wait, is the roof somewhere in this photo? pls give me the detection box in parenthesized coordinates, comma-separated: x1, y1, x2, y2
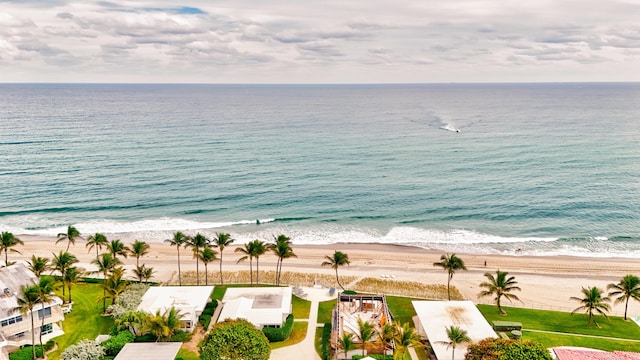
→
(137, 286, 214, 319)
(219, 287, 292, 327)
(412, 300, 498, 360)
(0, 263, 62, 319)
(553, 348, 640, 360)
(114, 342, 182, 360)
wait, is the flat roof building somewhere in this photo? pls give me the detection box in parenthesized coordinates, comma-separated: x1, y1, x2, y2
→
(217, 287, 292, 329)
(138, 286, 214, 332)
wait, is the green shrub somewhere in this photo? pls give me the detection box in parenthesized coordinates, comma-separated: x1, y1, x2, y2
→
(198, 300, 218, 328)
(134, 334, 155, 342)
(9, 345, 44, 360)
(45, 340, 56, 351)
(170, 330, 192, 343)
(101, 331, 134, 356)
(343, 290, 357, 295)
(262, 314, 295, 342)
(352, 355, 387, 360)
(321, 323, 332, 360)
(200, 314, 212, 329)
(200, 319, 270, 360)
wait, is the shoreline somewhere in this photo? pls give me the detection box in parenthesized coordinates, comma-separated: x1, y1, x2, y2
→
(12, 234, 640, 317)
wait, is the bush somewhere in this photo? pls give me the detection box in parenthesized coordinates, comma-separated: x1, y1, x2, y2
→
(101, 331, 134, 356)
(465, 338, 553, 360)
(61, 339, 105, 360)
(321, 323, 332, 360)
(170, 330, 192, 342)
(262, 314, 294, 342)
(45, 340, 56, 351)
(200, 319, 270, 360)
(200, 314, 212, 329)
(343, 290, 357, 295)
(9, 346, 43, 360)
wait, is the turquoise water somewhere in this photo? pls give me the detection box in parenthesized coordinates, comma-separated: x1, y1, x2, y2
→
(1, 83, 639, 257)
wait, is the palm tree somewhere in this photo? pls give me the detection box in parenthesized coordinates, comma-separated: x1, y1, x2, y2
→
(129, 240, 150, 267)
(133, 264, 156, 284)
(433, 253, 467, 301)
(393, 322, 422, 360)
(51, 251, 79, 301)
(56, 225, 82, 252)
(437, 325, 471, 360)
(251, 239, 267, 285)
(212, 232, 235, 285)
(165, 231, 189, 286)
(378, 321, 396, 359)
(187, 233, 208, 285)
(27, 255, 50, 277)
(321, 251, 351, 290)
(198, 247, 218, 286)
(107, 239, 129, 260)
(269, 234, 297, 286)
(571, 286, 611, 327)
(236, 241, 257, 285)
(0, 231, 24, 266)
(607, 275, 640, 320)
(86, 233, 108, 260)
(36, 276, 57, 351)
(63, 266, 83, 303)
(356, 317, 376, 357)
(13, 284, 41, 360)
(144, 306, 185, 342)
(99, 268, 128, 308)
(91, 253, 122, 312)
(338, 333, 357, 359)
(478, 270, 522, 315)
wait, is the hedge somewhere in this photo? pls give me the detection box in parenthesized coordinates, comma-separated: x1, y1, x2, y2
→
(321, 323, 332, 360)
(101, 331, 134, 356)
(199, 300, 218, 328)
(9, 346, 43, 360)
(262, 314, 294, 342)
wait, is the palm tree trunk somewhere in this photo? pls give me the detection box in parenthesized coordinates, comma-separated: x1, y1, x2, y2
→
(447, 274, 452, 301)
(30, 314, 36, 360)
(177, 246, 182, 286)
(219, 251, 224, 285)
(204, 264, 208, 286)
(250, 258, 253, 285)
(256, 257, 260, 285)
(335, 267, 344, 290)
(40, 302, 45, 356)
(196, 252, 200, 286)
(625, 298, 629, 320)
(4, 249, 7, 266)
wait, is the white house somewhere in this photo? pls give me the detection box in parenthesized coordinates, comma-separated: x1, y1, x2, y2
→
(137, 286, 214, 332)
(0, 264, 65, 360)
(217, 287, 292, 329)
(412, 300, 498, 360)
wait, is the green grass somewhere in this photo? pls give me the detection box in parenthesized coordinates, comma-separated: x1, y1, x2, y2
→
(385, 295, 420, 325)
(176, 348, 200, 360)
(48, 283, 114, 360)
(292, 295, 311, 319)
(270, 321, 308, 349)
(317, 300, 335, 324)
(524, 330, 640, 352)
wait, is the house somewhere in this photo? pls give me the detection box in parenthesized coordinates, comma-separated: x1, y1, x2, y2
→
(217, 287, 292, 329)
(114, 342, 182, 360)
(137, 286, 214, 332)
(331, 293, 395, 359)
(412, 300, 497, 360)
(0, 264, 65, 360)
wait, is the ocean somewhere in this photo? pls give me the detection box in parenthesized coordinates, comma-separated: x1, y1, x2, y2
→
(1, 83, 639, 257)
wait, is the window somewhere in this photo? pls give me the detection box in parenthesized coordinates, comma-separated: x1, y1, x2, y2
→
(41, 323, 53, 335)
(1, 315, 23, 327)
(37, 307, 52, 319)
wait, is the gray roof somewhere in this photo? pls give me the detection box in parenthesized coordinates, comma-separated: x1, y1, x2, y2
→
(0, 264, 39, 319)
(114, 342, 182, 360)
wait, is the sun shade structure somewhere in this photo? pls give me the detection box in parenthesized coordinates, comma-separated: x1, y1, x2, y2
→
(412, 300, 497, 360)
(137, 286, 214, 332)
(217, 287, 292, 329)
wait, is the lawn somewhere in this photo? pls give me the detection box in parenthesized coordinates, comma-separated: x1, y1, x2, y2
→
(292, 294, 311, 319)
(317, 299, 335, 324)
(270, 321, 308, 349)
(478, 304, 640, 352)
(176, 348, 200, 360)
(48, 282, 114, 360)
(385, 295, 420, 325)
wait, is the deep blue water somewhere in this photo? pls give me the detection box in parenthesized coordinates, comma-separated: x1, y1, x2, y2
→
(1, 83, 639, 257)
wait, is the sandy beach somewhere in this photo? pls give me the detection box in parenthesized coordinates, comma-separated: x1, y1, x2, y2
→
(12, 234, 640, 318)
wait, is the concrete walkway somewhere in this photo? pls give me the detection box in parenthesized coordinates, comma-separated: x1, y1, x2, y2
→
(270, 287, 336, 360)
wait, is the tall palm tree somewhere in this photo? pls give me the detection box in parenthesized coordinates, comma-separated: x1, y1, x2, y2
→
(356, 317, 376, 356)
(0, 231, 24, 266)
(437, 325, 471, 360)
(338, 333, 357, 359)
(63, 266, 83, 303)
(165, 231, 189, 286)
(571, 286, 611, 327)
(212, 232, 235, 285)
(478, 270, 522, 315)
(144, 306, 185, 342)
(378, 321, 396, 359)
(99, 268, 128, 308)
(13, 284, 41, 360)
(321, 251, 351, 290)
(187, 233, 208, 285)
(269, 234, 297, 286)
(251, 239, 267, 285)
(91, 253, 122, 312)
(133, 264, 155, 284)
(607, 274, 640, 320)
(433, 253, 467, 301)
(393, 322, 422, 360)
(107, 239, 129, 260)
(198, 247, 218, 286)
(51, 251, 79, 301)
(85, 233, 108, 260)
(56, 225, 82, 252)
(129, 240, 150, 267)
(236, 241, 257, 285)
(36, 276, 57, 351)
(27, 255, 50, 277)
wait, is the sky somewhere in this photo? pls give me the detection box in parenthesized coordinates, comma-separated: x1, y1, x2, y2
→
(1, 0, 639, 83)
